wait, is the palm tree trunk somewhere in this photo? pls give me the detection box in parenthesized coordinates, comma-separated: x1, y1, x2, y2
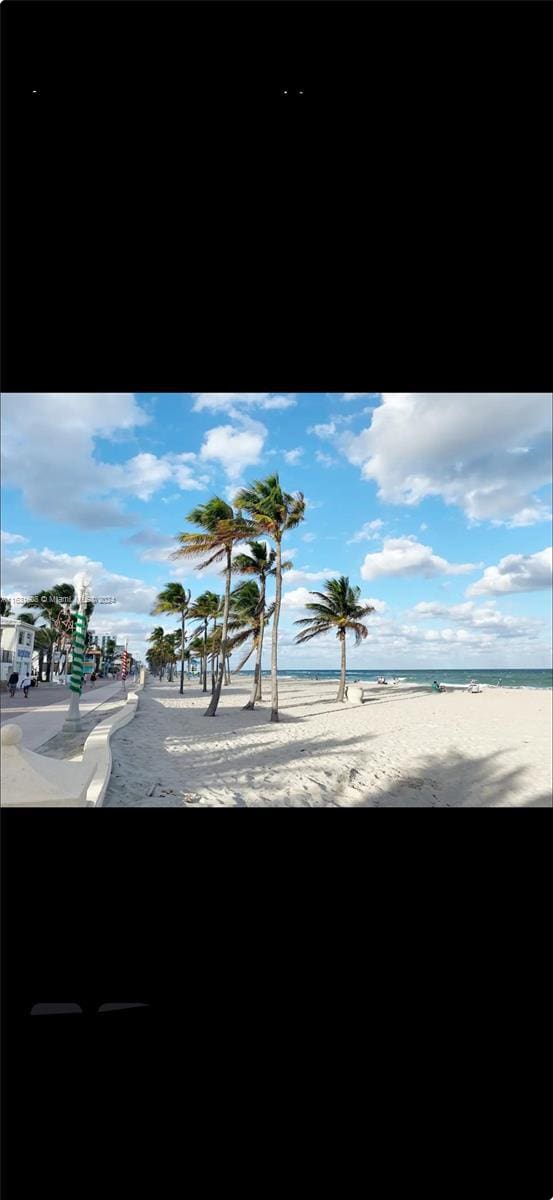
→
(211, 619, 217, 692)
(270, 538, 282, 722)
(245, 576, 265, 710)
(180, 612, 185, 694)
(337, 632, 347, 701)
(205, 550, 231, 716)
(233, 644, 255, 674)
(203, 619, 208, 692)
(256, 576, 266, 701)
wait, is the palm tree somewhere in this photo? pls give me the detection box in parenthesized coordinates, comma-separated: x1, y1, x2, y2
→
(27, 586, 72, 680)
(18, 612, 37, 625)
(294, 577, 375, 702)
(231, 540, 292, 707)
(189, 591, 220, 693)
(104, 636, 116, 677)
(188, 633, 207, 685)
(147, 627, 167, 678)
(172, 499, 255, 716)
(151, 583, 192, 695)
(26, 583, 94, 681)
(33, 625, 56, 682)
(227, 579, 276, 709)
(162, 633, 178, 682)
(234, 475, 305, 722)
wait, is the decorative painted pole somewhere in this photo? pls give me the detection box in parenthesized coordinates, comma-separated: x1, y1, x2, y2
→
(62, 576, 90, 733)
(120, 639, 129, 692)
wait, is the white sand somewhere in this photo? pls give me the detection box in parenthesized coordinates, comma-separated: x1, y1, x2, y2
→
(103, 678, 552, 807)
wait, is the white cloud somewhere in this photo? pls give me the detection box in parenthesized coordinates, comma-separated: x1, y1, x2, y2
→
(362, 597, 388, 614)
(304, 497, 323, 510)
(0, 393, 210, 528)
(1, 545, 159, 614)
(315, 450, 336, 468)
(420, 522, 428, 531)
(493, 501, 552, 528)
(466, 547, 552, 596)
(412, 599, 540, 637)
(199, 418, 267, 483)
(308, 421, 336, 439)
(283, 447, 304, 465)
(302, 533, 317, 543)
(337, 393, 552, 525)
(284, 567, 341, 585)
(347, 519, 385, 544)
(191, 393, 296, 415)
(360, 536, 479, 582)
(1, 530, 28, 544)
(340, 393, 374, 401)
(281, 587, 314, 610)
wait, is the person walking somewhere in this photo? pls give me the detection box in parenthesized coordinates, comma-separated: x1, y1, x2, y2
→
(8, 671, 19, 697)
(90, 671, 96, 687)
(19, 673, 32, 699)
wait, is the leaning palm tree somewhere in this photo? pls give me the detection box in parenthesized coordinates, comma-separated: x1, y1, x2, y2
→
(188, 633, 208, 687)
(33, 624, 55, 682)
(27, 586, 72, 680)
(18, 612, 37, 625)
(233, 475, 305, 722)
(162, 632, 179, 682)
(227, 579, 276, 709)
(172, 499, 255, 716)
(151, 583, 192, 695)
(189, 591, 220, 693)
(147, 626, 166, 678)
(231, 540, 293, 705)
(294, 577, 375, 702)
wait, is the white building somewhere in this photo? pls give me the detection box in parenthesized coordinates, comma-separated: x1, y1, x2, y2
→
(0, 617, 36, 682)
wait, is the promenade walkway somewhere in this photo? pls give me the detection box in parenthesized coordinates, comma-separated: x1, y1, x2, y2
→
(0, 679, 126, 751)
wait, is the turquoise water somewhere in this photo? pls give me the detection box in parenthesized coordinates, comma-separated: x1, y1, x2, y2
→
(241, 668, 552, 690)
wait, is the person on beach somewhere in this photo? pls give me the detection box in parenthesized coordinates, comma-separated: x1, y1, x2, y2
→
(432, 680, 443, 693)
(8, 671, 19, 697)
(19, 673, 32, 699)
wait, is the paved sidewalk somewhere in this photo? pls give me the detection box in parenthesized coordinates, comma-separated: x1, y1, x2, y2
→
(0, 681, 126, 751)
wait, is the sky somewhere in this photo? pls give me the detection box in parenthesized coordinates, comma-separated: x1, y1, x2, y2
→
(1, 392, 552, 670)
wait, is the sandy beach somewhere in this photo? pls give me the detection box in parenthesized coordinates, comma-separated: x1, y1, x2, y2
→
(103, 678, 552, 807)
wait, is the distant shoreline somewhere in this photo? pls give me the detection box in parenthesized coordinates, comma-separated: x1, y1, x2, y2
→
(233, 668, 553, 690)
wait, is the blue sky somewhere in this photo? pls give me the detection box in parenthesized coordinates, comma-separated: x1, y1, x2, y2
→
(1, 392, 552, 669)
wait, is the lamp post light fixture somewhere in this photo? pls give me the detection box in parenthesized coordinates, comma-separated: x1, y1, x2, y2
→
(62, 574, 91, 733)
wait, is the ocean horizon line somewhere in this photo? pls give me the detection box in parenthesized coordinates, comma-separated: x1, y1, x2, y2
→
(233, 667, 552, 690)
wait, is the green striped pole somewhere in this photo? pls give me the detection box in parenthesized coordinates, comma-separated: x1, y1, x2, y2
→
(63, 585, 89, 732)
(69, 611, 87, 694)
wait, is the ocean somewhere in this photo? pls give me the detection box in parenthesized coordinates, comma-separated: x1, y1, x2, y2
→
(241, 668, 552, 690)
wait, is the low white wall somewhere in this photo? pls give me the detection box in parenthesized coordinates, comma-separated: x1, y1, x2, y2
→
(82, 688, 141, 807)
(1, 724, 97, 807)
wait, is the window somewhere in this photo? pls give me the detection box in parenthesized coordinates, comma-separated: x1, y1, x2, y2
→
(25, 632, 32, 645)
(18, 632, 24, 645)
(1, 649, 14, 664)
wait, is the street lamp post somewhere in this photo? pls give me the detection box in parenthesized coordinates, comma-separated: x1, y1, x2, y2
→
(62, 576, 90, 733)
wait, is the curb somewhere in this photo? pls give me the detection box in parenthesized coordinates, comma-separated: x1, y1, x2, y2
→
(83, 679, 143, 807)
